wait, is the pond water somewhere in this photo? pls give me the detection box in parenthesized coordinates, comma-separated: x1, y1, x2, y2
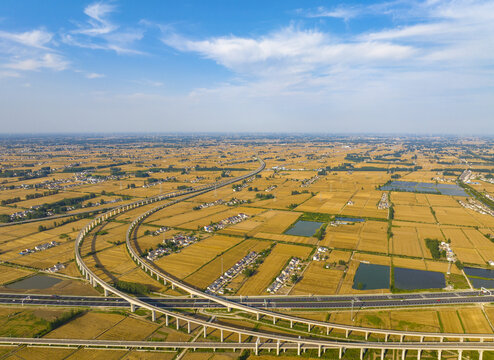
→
(334, 217, 365, 222)
(464, 267, 494, 279)
(285, 220, 324, 237)
(380, 181, 467, 196)
(352, 263, 390, 290)
(469, 277, 494, 289)
(394, 267, 445, 290)
(5, 275, 63, 290)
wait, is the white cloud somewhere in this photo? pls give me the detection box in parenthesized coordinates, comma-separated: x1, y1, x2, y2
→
(0, 70, 20, 78)
(86, 72, 105, 79)
(0, 29, 53, 48)
(5, 53, 69, 71)
(305, 6, 360, 21)
(65, 2, 144, 55)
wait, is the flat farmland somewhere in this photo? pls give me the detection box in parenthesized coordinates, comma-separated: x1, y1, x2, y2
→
(291, 262, 343, 295)
(237, 243, 312, 295)
(439, 309, 464, 333)
(463, 228, 494, 260)
(321, 222, 363, 249)
(357, 221, 388, 253)
(391, 225, 424, 257)
(45, 312, 126, 339)
(250, 209, 301, 234)
(328, 249, 352, 263)
(434, 206, 481, 226)
(184, 238, 271, 289)
(0, 264, 33, 285)
(180, 206, 265, 230)
(155, 235, 243, 279)
(295, 192, 351, 214)
(340, 190, 388, 219)
(253, 232, 318, 245)
(392, 257, 427, 270)
(394, 205, 435, 223)
(97, 316, 159, 340)
(426, 194, 460, 207)
(457, 308, 492, 333)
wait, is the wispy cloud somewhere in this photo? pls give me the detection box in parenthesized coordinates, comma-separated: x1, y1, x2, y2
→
(64, 1, 144, 55)
(0, 29, 53, 49)
(5, 53, 69, 71)
(304, 6, 361, 21)
(86, 72, 105, 79)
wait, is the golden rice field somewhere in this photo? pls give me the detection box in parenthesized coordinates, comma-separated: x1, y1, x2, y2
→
(237, 243, 312, 295)
(291, 261, 343, 295)
(394, 205, 436, 223)
(184, 238, 270, 289)
(155, 235, 243, 279)
(391, 225, 424, 257)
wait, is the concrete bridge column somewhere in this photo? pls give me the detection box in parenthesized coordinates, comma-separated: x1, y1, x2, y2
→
(289, 320, 293, 328)
(104, 288, 108, 297)
(365, 331, 369, 340)
(187, 321, 191, 334)
(238, 333, 241, 343)
(418, 349, 422, 360)
(327, 327, 330, 335)
(381, 348, 385, 360)
(481, 338, 484, 342)
(171, 283, 175, 290)
(439, 337, 443, 342)
(480, 350, 484, 360)
(402, 349, 406, 360)
(308, 323, 311, 332)
(276, 340, 280, 355)
(176, 317, 180, 330)
(345, 329, 349, 338)
(220, 329, 224, 342)
(459, 337, 464, 342)
(272, 317, 276, 324)
(339, 347, 345, 359)
(255, 341, 259, 356)
(458, 350, 462, 360)
(400, 334, 404, 342)
(165, 314, 169, 326)
(385, 334, 389, 342)
(297, 343, 301, 356)
(438, 349, 442, 360)
(130, 303, 135, 312)
(318, 345, 322, 358)
(151, 310, 156, 322)
(419, 336, 423, 342)
(360, 348, 366, 360)
(256, 313, 260, 321)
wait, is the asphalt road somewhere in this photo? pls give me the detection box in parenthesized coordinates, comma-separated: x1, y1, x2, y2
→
(1, 290, 493, 309)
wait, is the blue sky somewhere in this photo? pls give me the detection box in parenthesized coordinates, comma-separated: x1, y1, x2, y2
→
(0, 0, 493, 134)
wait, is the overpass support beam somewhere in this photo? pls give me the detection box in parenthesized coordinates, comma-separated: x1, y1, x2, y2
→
(272, 317, 276, 325)
(418, 349, 422, 360)
(365, 331, 369, 340)
(400, 334, 404, 342)
(385, 334, 389, 342)
(326, 327, 330, 335)
(381, 348, 386, 360)
(104, 288, 108, 297)
(438, 349, 442, 360)
(339, 347, 345, 359)
(238, 333, 241, 343)
(480, 351, 484, 360)
(171, 283, 175, 290)
(345, 329, 349, 338)
(318, 345, 322, 358)
(203, 326, 207, 338)
(176, 318, 179, 330)
(256, 313, 260, 321)
(187, 321, 191, 334)
(276, 340, 280, 356)
(290, 320, 293, 328)
(297, 343, 301, 356)
(419, 336, 424, 342)
(165, 314, 169, 326)
(308, 323, 311, 332)
(255, 341, 259, 356)
(360, 348, 366, 360)
(402, 349, 406, 360)
(220, 329, 224, 342)
(458, 350, 462, 360)
(151, 310, 156, 322)
(130, 303, 135, 312)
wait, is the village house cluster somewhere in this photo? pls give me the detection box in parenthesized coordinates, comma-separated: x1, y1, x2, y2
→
(146, 234, 197, 261)
(45, 263, 65, 273)
(203, 213, 249, 232)
(152, 226, 169, 236)
(232, 177, 254, 192)
(19, 241, 60, 255)
(267, 257, 301, 294)
(458, 198, 494, 217)
(312, 247, 329, 261)
(378, 192, 390, 209)
(439, 241, 456, 262)
(265, 185, 277, 192)
(195, 199, 224, 209)
(206, 251, 258, 295)
(142, 176, 177, 188)
(301, 175, 319, 188)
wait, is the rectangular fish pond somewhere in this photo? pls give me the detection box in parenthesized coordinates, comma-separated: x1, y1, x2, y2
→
(380, 181, 467, 196)
(284, 220, 324, 237)
(353, 263, 390, 290)
(464, 267, 494, 289)
(393, 267, 446, 290)
(5, 274, 63, 290)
